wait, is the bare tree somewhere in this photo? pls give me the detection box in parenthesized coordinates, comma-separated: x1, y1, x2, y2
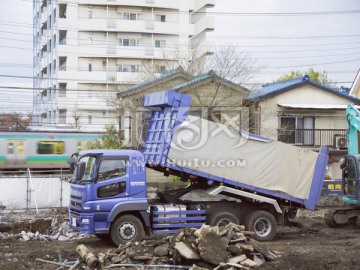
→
(96, 42, 262, 145)
(0, 112, 32, 131)
(207, 43, 259, 84)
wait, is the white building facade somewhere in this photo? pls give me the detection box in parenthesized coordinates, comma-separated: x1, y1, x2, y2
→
(33, 0, 215, 131)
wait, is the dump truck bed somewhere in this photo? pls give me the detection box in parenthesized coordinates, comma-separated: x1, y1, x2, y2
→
(142, 90, 328, 210)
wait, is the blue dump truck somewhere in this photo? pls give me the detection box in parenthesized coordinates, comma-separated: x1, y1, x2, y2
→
(68, 90, 329, 246)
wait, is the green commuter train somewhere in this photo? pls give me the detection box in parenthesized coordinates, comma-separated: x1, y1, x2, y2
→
(0, 131, 101, 171)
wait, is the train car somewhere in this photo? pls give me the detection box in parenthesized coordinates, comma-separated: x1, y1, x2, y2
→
(0, 131, 101, 172)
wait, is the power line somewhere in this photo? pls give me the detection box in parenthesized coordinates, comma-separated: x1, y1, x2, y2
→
(3, 25, 360, 49)
(3, 35, 360, 55)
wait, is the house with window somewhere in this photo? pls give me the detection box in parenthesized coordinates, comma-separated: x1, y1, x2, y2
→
(245, 75, 360, 181)
(116, 68, 248, 147)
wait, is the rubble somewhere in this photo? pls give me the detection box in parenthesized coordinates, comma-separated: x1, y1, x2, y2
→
(60, 223, 277, 269)
(0, 214, 87, 242)
(2, 215, 277, 269)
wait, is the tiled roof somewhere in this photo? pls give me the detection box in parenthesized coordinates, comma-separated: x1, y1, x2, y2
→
(117, 67, 190, 98)
(246, 75, 360, 102)
(170, 70, 249, 92)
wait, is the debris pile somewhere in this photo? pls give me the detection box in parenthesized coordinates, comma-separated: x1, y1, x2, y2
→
(0, 216, 87, 242)
(72, 223, 277, 270)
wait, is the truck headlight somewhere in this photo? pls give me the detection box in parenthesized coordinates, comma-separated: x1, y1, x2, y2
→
(81, 218, 90, 223)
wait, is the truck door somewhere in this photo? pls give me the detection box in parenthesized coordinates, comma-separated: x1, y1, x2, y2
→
(94, 157, 129, 202)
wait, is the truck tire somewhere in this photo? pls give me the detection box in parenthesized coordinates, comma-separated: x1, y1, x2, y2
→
(209, 212, 239, 227)
(110, 215, 144, 246)
(245, 210, 276, 241)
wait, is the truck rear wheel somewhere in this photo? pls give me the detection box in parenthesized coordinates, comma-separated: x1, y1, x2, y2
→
(209, 212, 239, 227)
(245, 210, 276, 241)
(110, 215, 144, 246)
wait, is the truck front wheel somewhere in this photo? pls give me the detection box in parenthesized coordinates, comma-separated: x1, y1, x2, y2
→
(245, 210, 276, 241)
(110, 215, 144, 246)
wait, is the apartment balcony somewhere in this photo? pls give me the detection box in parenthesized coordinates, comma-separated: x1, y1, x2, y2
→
(192, 0, 215, 11)
(277, 129, 348, 150)
(76, 98, 109, 111)
(77, 18, 180, 35)
(41, 57, 48, 68)
(76, 0, 180, 9)
(57, 97, 71, 109)
(115, 71, 141, 83)
(77, 44, 175, 59)
(58, 45, 74, 55)
(77, 71, 108, 82)
(41, 35, 48, 47)
(193, 16, 215, 37)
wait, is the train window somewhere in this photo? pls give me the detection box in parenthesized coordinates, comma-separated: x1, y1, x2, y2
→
(37, 141, 65, 154)
(18, 141, 24, 154)
(7, 141, 14, 154)
(77, 141, 82, 151)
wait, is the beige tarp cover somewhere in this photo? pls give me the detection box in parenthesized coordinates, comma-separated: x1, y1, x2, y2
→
(168, 116, 318, 200)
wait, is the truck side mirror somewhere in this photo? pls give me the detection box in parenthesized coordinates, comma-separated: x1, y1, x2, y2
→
(76, 161, 86, 180)
(67, 157, 77, 172)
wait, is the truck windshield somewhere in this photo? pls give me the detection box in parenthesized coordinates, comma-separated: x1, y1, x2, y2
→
(78, 156, 96, 183)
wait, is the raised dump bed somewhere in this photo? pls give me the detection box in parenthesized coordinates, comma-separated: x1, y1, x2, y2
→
(143, 90, 328, 210)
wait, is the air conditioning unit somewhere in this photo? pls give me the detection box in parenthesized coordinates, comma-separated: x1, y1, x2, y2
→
(334, 135, 348, 149)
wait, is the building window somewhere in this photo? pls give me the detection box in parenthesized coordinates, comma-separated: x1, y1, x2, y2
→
(89, 63, 92, 72)
(155, 65, 166, 73)
(118, 64, 139, 73)
(155, 40, 166, 48)
(89, 37, 93, 45)
(88, 11, 93, 19)
(155, 14, 166, 22)
(59, 109, 66, 124)
(119, 39, 139, 46)
(279, 116, 314, 145)
(88, 115, 92, 124)
(122, 13, 138, 20)
(59, 83, 66, 97)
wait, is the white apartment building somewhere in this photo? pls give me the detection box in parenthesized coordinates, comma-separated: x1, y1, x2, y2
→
(32, 0, 215, 131)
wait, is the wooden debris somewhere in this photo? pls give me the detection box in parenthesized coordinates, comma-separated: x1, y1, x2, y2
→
(68, 222, 278, 269)
(76, 244, 101, 269)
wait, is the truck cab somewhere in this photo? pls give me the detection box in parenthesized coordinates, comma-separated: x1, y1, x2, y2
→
(68, 149, 149, 245)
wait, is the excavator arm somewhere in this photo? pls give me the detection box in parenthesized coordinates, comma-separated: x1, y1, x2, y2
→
(346, 103, 360, 155)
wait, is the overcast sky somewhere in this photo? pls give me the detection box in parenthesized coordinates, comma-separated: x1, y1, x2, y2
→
(0, 0, 359, 112)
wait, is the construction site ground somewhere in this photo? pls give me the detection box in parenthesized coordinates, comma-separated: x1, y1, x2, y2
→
(1, 207, 360, 270)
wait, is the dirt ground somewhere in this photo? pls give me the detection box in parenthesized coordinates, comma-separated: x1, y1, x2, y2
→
(1, 207, 360, 270)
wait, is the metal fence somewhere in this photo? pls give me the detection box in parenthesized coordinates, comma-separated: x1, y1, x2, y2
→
(278, 129, 347, 149)
(0, 171, 70, 211)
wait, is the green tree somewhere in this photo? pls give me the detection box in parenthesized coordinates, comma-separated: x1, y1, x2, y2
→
(86, 124, 124, 149)
(275, 68, 336, 88)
